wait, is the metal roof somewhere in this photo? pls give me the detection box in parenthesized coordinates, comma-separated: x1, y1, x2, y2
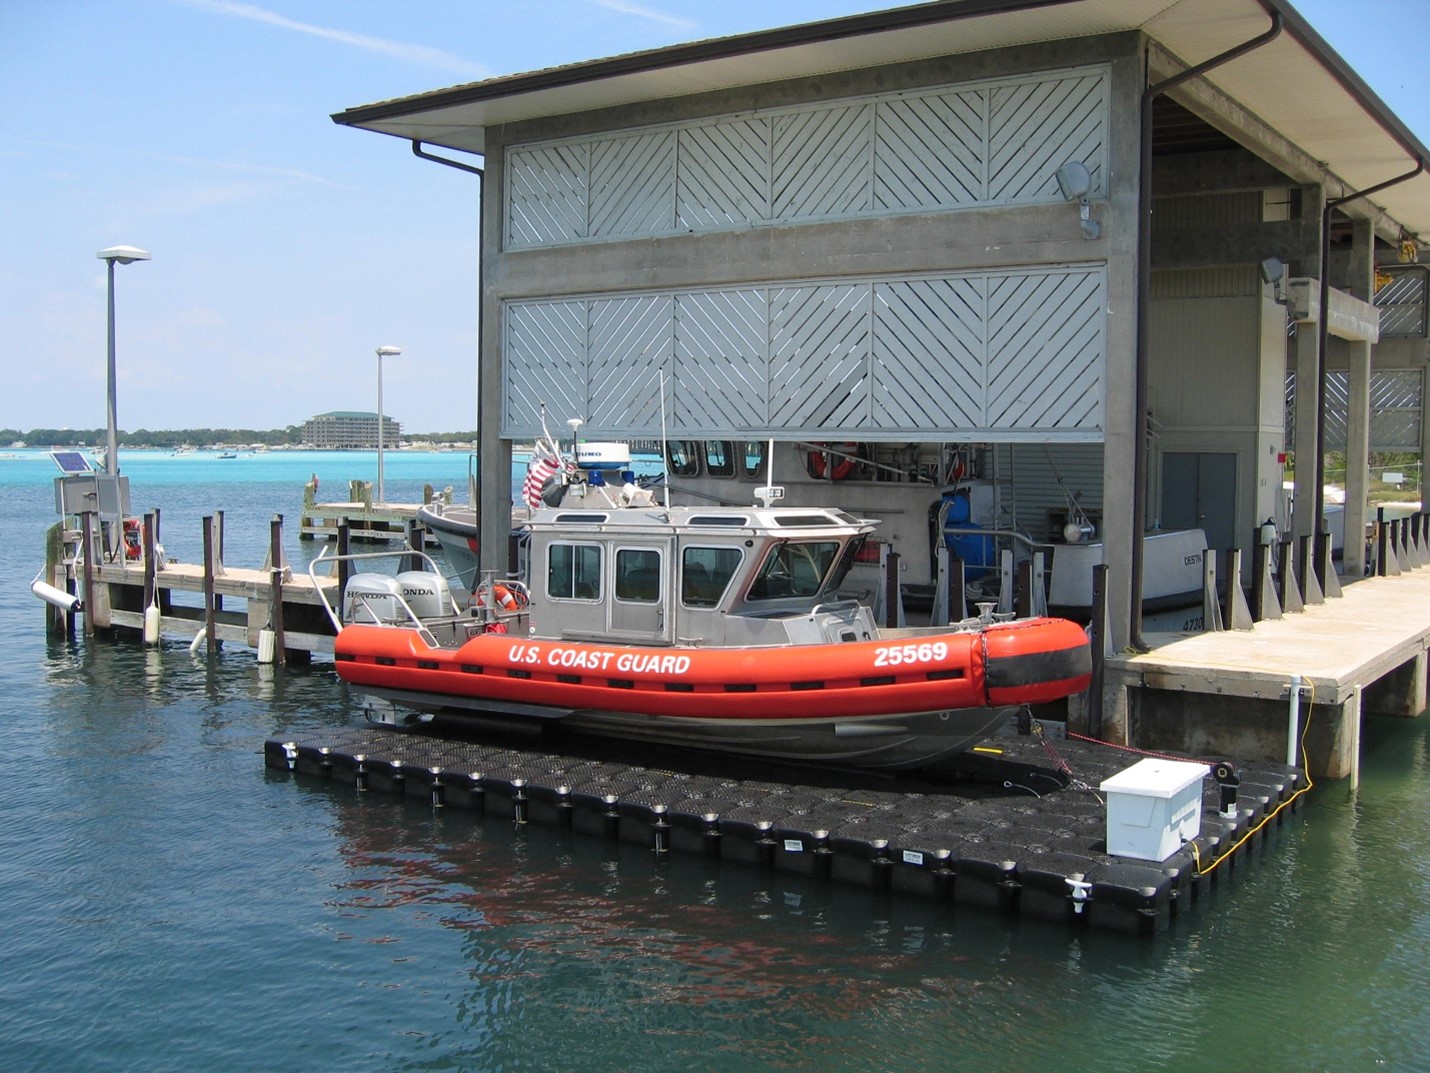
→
(332, 0, 1430, 239)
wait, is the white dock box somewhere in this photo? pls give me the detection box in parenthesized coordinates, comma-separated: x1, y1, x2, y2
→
(1100, 759, 1209, 862)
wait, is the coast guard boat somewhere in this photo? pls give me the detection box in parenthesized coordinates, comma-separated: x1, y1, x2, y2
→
(316, 444, 1092, 769)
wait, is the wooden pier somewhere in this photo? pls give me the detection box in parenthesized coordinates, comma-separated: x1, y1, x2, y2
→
(1103, 511, 1430, 781)
(298, 475, 444, 544)
(43, 509, 350, 662)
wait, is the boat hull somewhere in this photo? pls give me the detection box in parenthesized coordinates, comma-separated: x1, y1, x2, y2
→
(334, 617, 1091, 768)
(417, 504, 479, 591)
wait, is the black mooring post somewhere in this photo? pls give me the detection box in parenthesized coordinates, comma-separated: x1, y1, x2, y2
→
(1086, 563, 1107, 740)
(885, 551, 901, 629)
(337, 520, 352, 610)
(1377, 507, 1388, 576)
(202, 515, 217, 655)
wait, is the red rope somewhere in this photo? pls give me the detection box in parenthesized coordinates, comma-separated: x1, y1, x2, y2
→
(1066, 730, 1206, 764)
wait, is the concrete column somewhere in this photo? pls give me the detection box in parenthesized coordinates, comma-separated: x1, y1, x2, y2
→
(1291, 184, 1325, 543)
(1343, 219, 1376, 577)
(1344, 339, 1372, 575)
(1291, 320, 1321, 540)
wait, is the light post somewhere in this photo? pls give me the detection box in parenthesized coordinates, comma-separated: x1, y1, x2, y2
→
(375, 345, 401, 503)
(96, 245, 151, 475)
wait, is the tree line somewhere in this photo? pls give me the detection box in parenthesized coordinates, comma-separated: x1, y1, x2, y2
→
(2, 427, 479, 449)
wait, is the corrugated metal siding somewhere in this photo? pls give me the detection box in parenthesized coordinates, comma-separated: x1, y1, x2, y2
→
(1285, 368, 1424, 451)
(994, 443, 1105, 540)
(501, 266, 1106, 440)
(504, 65, 1109, 248)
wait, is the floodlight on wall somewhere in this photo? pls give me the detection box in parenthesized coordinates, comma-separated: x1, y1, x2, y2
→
(1259, 256, 1287, 304)
(1055, 161, 1100, 240)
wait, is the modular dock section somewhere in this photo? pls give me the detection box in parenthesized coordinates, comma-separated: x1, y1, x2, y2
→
(266, 726, 1305, 935)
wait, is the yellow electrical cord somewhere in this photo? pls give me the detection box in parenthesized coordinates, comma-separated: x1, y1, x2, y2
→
(1189, 679, 1316, 877)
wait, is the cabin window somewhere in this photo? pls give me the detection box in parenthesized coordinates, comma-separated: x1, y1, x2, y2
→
(682, 546, 743, 608)
(615, 547, 662, 602)
(747, 541, 840, 600)
(665, 439, 702, 477)
(741, 441, 766, 479)
(548, 542, 603, 600)
(703, 441, 736, 478)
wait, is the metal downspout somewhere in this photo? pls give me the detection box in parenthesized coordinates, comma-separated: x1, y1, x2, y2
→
(1131, 11, 1283, 651)
(410, 141, 486, 535)
(1311, 159, 1424, 577)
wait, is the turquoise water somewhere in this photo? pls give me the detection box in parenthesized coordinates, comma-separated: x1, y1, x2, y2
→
(1, 449, 1428, 1072)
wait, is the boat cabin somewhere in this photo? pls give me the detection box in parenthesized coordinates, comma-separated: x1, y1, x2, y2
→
(521, 504, 880, 648)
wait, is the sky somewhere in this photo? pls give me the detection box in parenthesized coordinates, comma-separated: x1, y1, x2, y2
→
(2, 0, 1428, 436)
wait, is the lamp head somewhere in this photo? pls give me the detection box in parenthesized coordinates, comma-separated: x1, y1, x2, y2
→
(1259, 257, 1284, 285)
(1055, 161, 1092, 202)
(97, 245, 151, 265)
(376, 345, 402, 358)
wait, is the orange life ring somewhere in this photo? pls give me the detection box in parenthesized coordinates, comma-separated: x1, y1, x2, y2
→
(806, 443, 858, 481)
(477, 583, 528, 612)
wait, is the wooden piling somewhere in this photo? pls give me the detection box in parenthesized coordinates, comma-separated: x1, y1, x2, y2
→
(202, 515, 217, 656)
(80, 512, 96, 638)
(269, 515, 287, 665)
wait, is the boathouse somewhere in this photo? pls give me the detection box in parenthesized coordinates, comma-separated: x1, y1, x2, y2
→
(332, 0, 1430, 773)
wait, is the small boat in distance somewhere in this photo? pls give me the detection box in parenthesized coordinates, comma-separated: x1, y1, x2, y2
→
(316, 445, 1092, 770)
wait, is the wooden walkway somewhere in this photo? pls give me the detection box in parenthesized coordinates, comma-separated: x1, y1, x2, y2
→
(1106, 567, 1430, 778)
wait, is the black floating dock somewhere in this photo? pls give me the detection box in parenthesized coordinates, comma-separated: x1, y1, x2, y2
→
(265, 725, 1305, 936)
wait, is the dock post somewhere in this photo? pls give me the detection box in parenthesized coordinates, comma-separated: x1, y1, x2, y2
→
(142, 511, 159, 644)
(1276, 538, 1303, 613)
(884, 550, 901, 629)
(1252, 534, 1281, 621)
(405, 518, 424, 573)
(269, 515, 287, 666)
(1320, 520, 1343, 598)
(1223, 548, 1254, 630)
(1402, 517, 1420, 569)
(337, 520, 352, 608)
(202, 515, 217, 656)
(1297, 535, 1323, 604)
(1200, 552, 1224, 631)
(1015, 559, 1031, 618)
(80, 511, 96, 638)
(1085, 564, 1107, 739)
(44, 522, 74, 639)
(949, 555, 966, 623)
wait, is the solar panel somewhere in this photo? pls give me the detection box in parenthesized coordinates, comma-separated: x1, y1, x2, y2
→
(51, 451, 94, 474)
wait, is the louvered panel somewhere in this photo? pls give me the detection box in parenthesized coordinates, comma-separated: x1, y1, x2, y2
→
(772, 105, 872, 220)
(769, 284, 870, 427)
(1370, 369, 1423, 450)
(874, 89, 985, 211)
(675, 290, 769, 431)
(871, 279, 985, 428)
(1375, 268, 1428, 337)
(1321, 372, 1349, 449)
(506, 143, 588, 248)
(587, 295, 675, 431)
(986, 270, 1104, 429)
(1295, 369, 1423, 451)
(677, 118, 772, 230)
(988, 72, 1106, 203)
(503, 300, 588, 435)
(590, 131, 676, 238)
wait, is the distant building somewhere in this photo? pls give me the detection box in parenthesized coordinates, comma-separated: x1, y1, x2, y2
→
(302, 411, 400, 449)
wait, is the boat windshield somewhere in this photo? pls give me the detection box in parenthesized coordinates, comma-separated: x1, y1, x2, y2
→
(682, 546, 742, 608)
(747, 540, 840, 601)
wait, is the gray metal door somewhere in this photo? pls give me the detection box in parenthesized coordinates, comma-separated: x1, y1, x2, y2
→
(1161, 452, 1236, 552)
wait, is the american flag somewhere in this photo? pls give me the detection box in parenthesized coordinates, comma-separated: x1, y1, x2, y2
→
(522, 450, 560, 509)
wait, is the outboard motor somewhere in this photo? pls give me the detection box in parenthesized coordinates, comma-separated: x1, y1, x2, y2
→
(344, 574, 402, 624)
(395, 571, 451, 619)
